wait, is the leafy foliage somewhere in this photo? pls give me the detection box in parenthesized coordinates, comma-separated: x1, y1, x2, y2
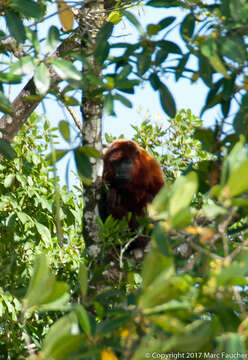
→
(2, 0, 248, 358)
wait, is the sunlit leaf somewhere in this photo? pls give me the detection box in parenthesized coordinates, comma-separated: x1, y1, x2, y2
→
(74, 304, 91, 336)
(42, 312, 84, 359)
(78, 263, 88, 298)
(56, 0, 74, 31)
(59, 120, 70, 143)
(169, 172, 198, 218)
(34, 63, 50, 94)
(10, 56, 37, 76)
(46, 26, 60, 52)
(46, 149, 69, 165)
(50, 59, 82, 81)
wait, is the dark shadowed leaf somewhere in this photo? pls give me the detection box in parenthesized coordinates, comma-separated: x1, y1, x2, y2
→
(180, 13, 195, 40)
(74, 147, 92, 179)
(10, 0, 42, 18)
(5, 11, 26, 43)
(159, 82, 176, 117)
(147, 0, 180, 7)
(149, 72, 161, 90)
(157, 40, 181, 54)
(194, 128, 215, 153)
(0, 139, 16, 160)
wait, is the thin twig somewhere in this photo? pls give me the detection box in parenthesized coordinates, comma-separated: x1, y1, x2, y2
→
(66, 105, 83, 132)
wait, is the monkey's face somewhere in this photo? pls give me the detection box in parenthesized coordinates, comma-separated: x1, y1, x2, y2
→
(110, 157, 134, 186)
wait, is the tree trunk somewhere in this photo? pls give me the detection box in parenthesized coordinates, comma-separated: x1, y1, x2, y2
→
(78, 1, 105, 248)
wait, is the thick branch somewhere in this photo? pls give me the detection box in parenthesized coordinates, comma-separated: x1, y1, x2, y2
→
(0, 33, 81, 142)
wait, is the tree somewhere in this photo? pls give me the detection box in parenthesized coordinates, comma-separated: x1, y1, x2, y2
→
(2, 0, 248, 358)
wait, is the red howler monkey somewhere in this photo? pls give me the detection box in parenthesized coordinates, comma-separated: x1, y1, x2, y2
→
(99, 140, 165, 228)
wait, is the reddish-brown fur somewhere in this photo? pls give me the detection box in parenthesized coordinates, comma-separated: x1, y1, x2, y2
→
(100, 140, 164, 224)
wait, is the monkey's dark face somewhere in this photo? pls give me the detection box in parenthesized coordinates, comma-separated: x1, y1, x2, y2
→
(110, 157, 134, 185)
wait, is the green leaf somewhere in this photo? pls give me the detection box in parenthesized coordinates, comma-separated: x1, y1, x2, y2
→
(115, 79, 140, 94)
(94, 23, 113, 64)
(149, 72, 161, 90)
(147, 24, 162, 36)
(50, 59, 82, 81)
(141, 248, 174, 290)
(34, 63, 50, 94)
(159, 82, 176, 118)
(96, 22, 113, 42)
(46, 26, 60, 53)
(35, 222, 51, 246)
(0, 139, 16, 159)
(23, 254, 54, 310)
(80, 146, 101, 159)
(171, 207, 193, 229)
(152, 224, 171, 257)
(78, 263, 88, 298)
(221, 139, 248, 186)
(150, 184, 170, 214)
(74, 147, 92, 179)
(39, 282, 70, 311)
(104, 92, 114, 115)
(169, 172, 198, 218)
(137, 49, 152, 76)
(217, 333, 245, 353)
(113, 94, 132, 108)
(11, 56, 37, 75)
(175, 52, 190, 80)
(147, 0, 180, 7)
(180, 13, 195, 40)
(0, 72, 21, 83)
(158, 16, 176, 29)
(5, 11, 26, 43)
(94, 41, 110, 66)
(46, 149, 69, 165)
(157, 40, 181, 54)
(227, 159, 248, 197)
(59, 121, 71, 143)
(4, 174, 15, 188)
(221, 36, 247, 63)
(122, 10, 144, 34)
(74, 304, 91, 336)
(43, 312, 84, 360)
(10, 0, 42, 18)
(194, 128, 215, 152)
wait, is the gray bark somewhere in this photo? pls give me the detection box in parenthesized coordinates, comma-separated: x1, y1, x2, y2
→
(78, 1, 105, 247)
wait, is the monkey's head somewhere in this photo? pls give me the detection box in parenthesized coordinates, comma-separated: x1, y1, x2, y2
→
(103, 140, 139, 186)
